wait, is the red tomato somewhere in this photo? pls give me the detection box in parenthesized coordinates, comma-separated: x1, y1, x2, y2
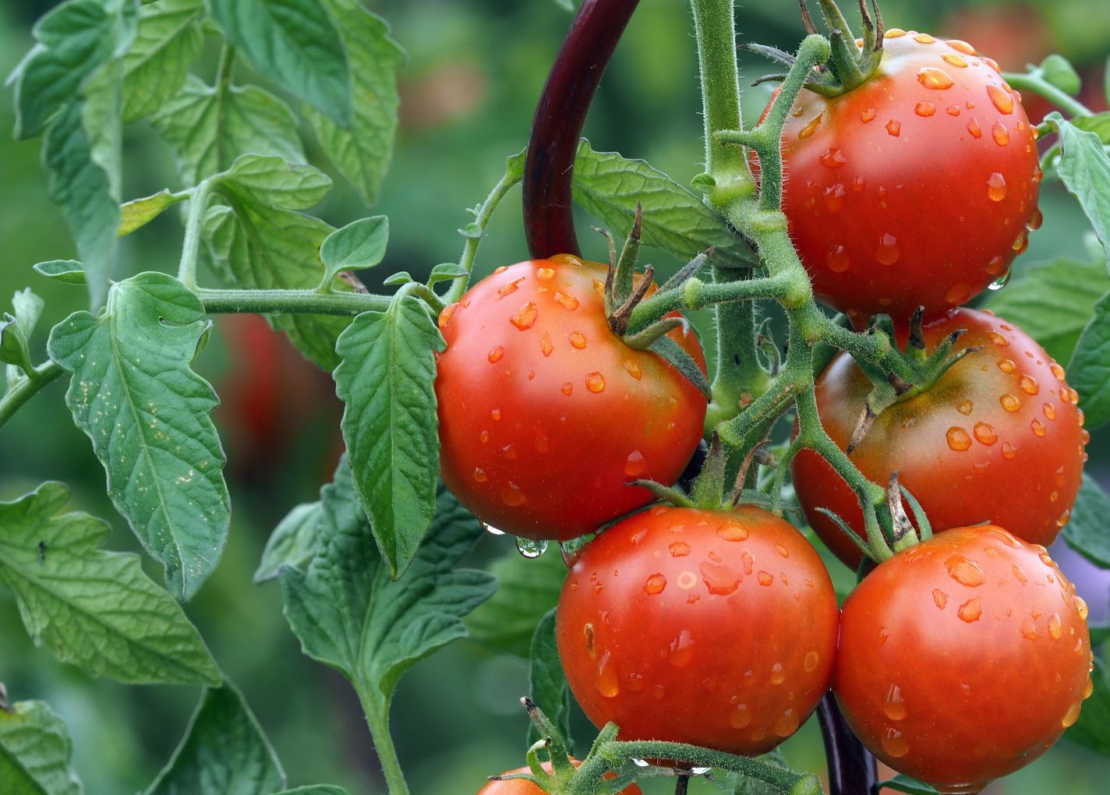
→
(436, 256, 707, 540)
(477, 762, 642, 795)
(792, 308, 1087, 570)
(557, 505, 839, 755)
(765, 33, 1041, 323)
(835, 526, 1093, 792)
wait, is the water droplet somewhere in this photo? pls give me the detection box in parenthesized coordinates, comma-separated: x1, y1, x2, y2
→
(1063, 702, 1082, 727)
(491, 408, 502, 421)
(537, 266, 555, 280)
(933, 589, 949, 609)
(487, 346, 504, 363)
(824, 183, 847, 212)
(755, 571, 773, 587)
(1020, 375, 1040, 395)
(517, 537, 548, 558)
(483, 523, 506, 535)
(989, 331, 1010, 347)
(988, 85, 1015, 114)
(884, 685, 908, 720)
(554, 291, 579, 310)
(915, 101, 936, 117)
(644, 573, 667, 595)
(669, 540, 690, 558)
(622, 359, 642, 380)
(1057, 510, 1071, 528)
(953, 400, 972, 416)
(774, 544, 790, 559)
(958, 596, 983, 622)
(585, 372, 606, 393)
(770, 663, 785, 685)
(941, 53, 968, 68)
(946, 427, 972, 451)
(730, 704, 752, 729)
(968, 118, 982, 138)
(1029, 207, 1044, 230)
(885, 28, 907, 38)
(438, 302, 459, 328)
(632, 758, 650, 768)
(509, 302, 538, 330)
(918, 67, 954, 89)
(569, 331, 587, 349)
(700, 562, 741, 595)
(913, 32, 935, 43)
(946, 282, 971, 305)
(498, 277, 525, 298)
(861, 107, 877, 123)
(480, 430, 490, 444)
(826, 244, 850, 272)
(773, 709, 800, 737)
(596, 649, 621, 697)
(946, 104, 962, 116)
(983, 56, 1001, 73)
(1040, 402, 1057, 422)
(882, 728, 910, 758)
(1020, 618, 1039, 640)
(820, 148, 846, 168)
(998, 359, 1016, 373)
(986, 172, 1009, 202)
(799, 113, 823, 139)
(502, 483, 526, 506)
(989, 270, 1012, 290)
(948, 39, 976, 55)
(877, 233, 900, 265)
(718, 523, 748, 541)
(1030, 418, 1047, 437)
(539, 331, 554, 357)
(669, 629, 695, 667)
(1010, 564, 1027, 584)
(1048, 613, 1064, 640)
(947, 555, 986, 586)
(1085, 678, 1095, 699)
(561, 382, 573, 396)
(992, 121, 1010, 146)
(1001, 394, 1021, 412)
(886, 119, 902, 136)
(624, 450, 646, 477)
(473, 467, 487, 482)
(1076, 596, 1089, 621)
(1002, 441, 1017, 459)
(804, 651, 820, 672)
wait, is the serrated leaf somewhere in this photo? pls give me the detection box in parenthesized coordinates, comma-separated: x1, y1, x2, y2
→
(877, 774, 939, 794)
(13, 0, 137, 139)
(47, 272, 230, 602)
(320, 217, 389, 283)
(527, 608, 572, 750)
(1067, 656, 1110, 754)
(152, 76, 305, 187)
(254, 501, 323, 584)
(122, 0, 205, 122)
(465, 547, 567, 657)
(119, 189, 187, 235)
(208, 0, 351, 126)
(306, 0, 401, 205)
(280, 464, 496, 711)
(572, 140, 756, 269)
(1049, 114, 1110, 262)
(34, 260, 87, 286)
(1069, 291, 1110, 429)
(0, 483, 221, 685)
(216, 155, 333, 211)
(333, 296, 444, 576)
(1063, 474, 1110, 568)
(984, 258, 1110, 363)
(204, 203, 349, 370)
(1073, 113, 1110, 145)
(0, 700, 82, 795)
(146, 684, 286, 795)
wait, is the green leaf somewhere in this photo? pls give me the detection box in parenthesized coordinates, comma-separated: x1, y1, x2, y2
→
(427, 262, 469, 285)
(1065, 656, 1110, 754)
(0, 289, 45, 371)
(332, 295, 444, 577)
(1048, 114, 1110, 262)
(1069, 290, 1110, 429)
(12, 0, 137, 139)
(215, 155, 333, 211)
(204, 203, 349, 370)
(274, 789, 348, 795)
(47, 272, 231, 602)
(0, 483, 221, 685)
(0, 699, 82, 795)
(572, 140, 757, 269)
(119, 189, 188, 235)
(33, 260, 87, 286)
(466, 547, 568, 657)
(1063, 475, 1110, 568)
(152, 76, 305, 187)
(306, 0, 401, 205)
(254, 501, 323, 584)
(146, 684, 286, 795)
(320, 217, 389, 283)
(984, 258, 1110, 363)
(280, 464, 495, 707)
(527, 608, 572, 750)
(1073, 113, 1110, 146)
(121, 0, 205, 122)
(553, 0, 576, 11)
(208, 0, 352, 126)
(877, 774, 939, 795)
(1040, 54, 1082, 96)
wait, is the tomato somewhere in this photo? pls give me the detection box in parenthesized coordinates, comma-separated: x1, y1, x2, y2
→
(765, 32, 1041, 323)
(556, 505, 839, 755)
(436, 256, 708, 540)
(478, 762, 642, 795)
(792, 308, 1087, 571)
(835, 525, 1093, 793)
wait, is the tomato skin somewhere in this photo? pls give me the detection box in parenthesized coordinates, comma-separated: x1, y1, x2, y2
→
(436, 257, 707, 540)
(557, 505, 839, 755)
(834, 526, 1093, 793)
(792, 308, 1086, 570)
(477, 762, 642, 795)
(767, 34, 1041, 322)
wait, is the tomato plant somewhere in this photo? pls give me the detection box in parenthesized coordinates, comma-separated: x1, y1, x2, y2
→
(1, 0, 1108, 794)
(793, 307, 1087, 570)
(835, 525, 1094, 792)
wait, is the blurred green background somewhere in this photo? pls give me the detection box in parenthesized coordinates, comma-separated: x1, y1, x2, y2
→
(2, 0, 1109, 793)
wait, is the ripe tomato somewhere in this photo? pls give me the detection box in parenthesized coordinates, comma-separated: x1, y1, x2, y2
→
(792, 308, 1086, 570)
(557, 505, 839, 755)
(436, 256, 708, 540)
(478, 762, 642, 795)
(766, 32, 1041, 322)
(835, 526, 1093, 792)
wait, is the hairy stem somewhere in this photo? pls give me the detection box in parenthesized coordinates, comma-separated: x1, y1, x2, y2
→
(0, 361, 66, 432)
(1003, 70, 1092, 119)
(177, 179, 215, 290)
(446, 164, 524, 304)
(358, 688, 410, 795)
(196, 287, 391, 316)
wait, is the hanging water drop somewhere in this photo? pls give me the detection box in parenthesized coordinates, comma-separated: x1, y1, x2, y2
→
(516, 537, 549, 558)
(988, 270, 1012, 290)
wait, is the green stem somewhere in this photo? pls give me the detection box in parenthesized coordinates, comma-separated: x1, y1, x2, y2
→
(358, 688, 410, 795)
(1003, 71, 1092, 119)
(628, 273, 790, 330)
(196, 287, 391, 316)
(177, 179, 215, 290)
(0, 361, 66, 432)
(214, 42, 236, 100)
(445, 163, 524, 304)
